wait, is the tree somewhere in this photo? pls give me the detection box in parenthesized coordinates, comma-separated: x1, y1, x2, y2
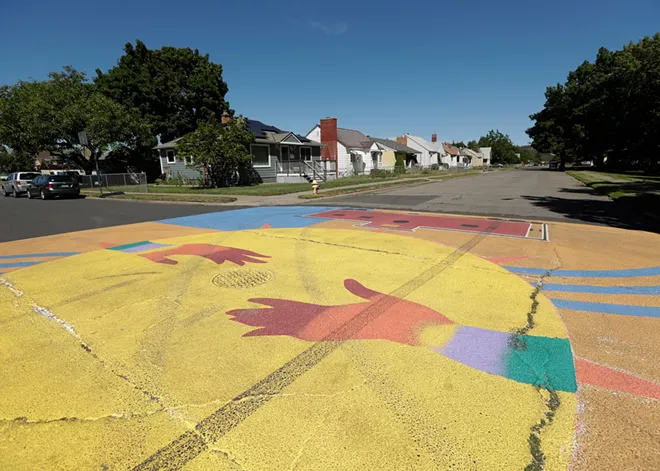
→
(0, 67, 151, 174)
(477, 130, 519, 164)
(518, 148, 540, 164)
(527, 34, 660, 170)
(450, 141, 466, 148)
(467, 140, 479, 150)
(95, 40, 231, 143)
(175, 117, 256, 187)
(0, 147, 35, 173)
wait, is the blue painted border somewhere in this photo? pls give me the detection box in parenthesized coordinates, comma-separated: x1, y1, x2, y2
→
(551, 298, 660, 318)
(0, 252, 80, 260)
(541, 283, 660, 295)
(0, 261, 42, 269)
(158, 206, 341, 231)
(506, 266, 660, 278)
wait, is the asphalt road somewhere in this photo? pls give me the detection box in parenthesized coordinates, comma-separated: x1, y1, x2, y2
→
(326, 168, 656, 231)
(0, 195, 245, 243)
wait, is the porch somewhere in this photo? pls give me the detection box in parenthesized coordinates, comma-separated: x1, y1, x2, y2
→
(277, 158, 337, 183)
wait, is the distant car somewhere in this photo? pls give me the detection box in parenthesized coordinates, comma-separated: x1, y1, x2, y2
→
(549, 161, 559, 169)
(2, 172, 42, 197)
(491, 163, 504, 168)
(27, 175, 80, 200)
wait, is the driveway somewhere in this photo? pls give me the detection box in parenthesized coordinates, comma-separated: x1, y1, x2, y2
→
(325, 169, 653, 229)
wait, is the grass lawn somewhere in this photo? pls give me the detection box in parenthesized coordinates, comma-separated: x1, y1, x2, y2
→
(567, 170, 660, 198)
(142, 170, 478, 196)
(83, 192, 237, 204)
(566, 169, 660, 216)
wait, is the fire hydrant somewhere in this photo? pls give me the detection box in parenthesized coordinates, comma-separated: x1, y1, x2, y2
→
(312, 179, 319, 195)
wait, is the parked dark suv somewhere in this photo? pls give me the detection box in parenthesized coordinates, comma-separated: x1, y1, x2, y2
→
(27, 175, 80, 199)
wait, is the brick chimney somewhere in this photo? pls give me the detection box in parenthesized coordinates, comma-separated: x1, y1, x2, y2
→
(320, 117, 338, 161)
(396, 135, 408, 146)
(221, 111, 233, 125)
(431, 133, 437, 143)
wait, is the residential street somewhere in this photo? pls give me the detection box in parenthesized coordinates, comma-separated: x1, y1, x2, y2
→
(0, 194, 245, 242)
(325, 168, 652, 230)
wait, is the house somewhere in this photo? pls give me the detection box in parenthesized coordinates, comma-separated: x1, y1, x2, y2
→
(394, 134, 447, 167)
(442, 144, 462, 168)
(368, 137, 423, 170)
(480, 147, 492, 166)
(156, 114, 328, 183)
(306, 118, 422, 176)
(461, 148, 482, 168)
(306, 118, 373, 176)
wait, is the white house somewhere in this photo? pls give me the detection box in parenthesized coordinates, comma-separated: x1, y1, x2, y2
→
(306, 118, 373, 176)
(393, 134, 447, 167)
(442, 143, 462, 168)
(480, 147, 492, 166)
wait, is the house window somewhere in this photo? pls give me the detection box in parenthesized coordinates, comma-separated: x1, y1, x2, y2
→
(281, 145, 290, 161)
(185, 156, 194, 165)
(300, 147, 312, 161)
(166, 150, 176, 164)
(251, 144, 270, 167)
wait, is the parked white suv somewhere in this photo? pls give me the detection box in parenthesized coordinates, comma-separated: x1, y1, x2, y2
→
(2, 172, 42, 197)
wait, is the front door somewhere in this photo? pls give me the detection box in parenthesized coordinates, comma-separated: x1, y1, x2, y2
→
(280, 145, 290, 173)
(371, 152, 380, 170)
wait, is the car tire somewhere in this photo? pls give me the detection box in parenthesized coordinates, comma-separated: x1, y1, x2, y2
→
(27, 189, 32, 199)
(2, 188, 8, 197)
(12, 188, 18, 198)
(40, 189, 48, 200)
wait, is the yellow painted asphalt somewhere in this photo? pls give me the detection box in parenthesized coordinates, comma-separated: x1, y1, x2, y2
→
(0, 208, 658, 470)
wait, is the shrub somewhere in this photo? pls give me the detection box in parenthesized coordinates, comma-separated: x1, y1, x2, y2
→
(370, 169, 394, 178)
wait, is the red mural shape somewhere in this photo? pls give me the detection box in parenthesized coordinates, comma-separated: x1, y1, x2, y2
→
(227, 279, 453, 345)
(140, 244, 270, 266)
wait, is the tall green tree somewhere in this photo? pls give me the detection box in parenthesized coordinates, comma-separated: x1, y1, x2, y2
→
(467, 140, 479, 150)
(478, 130, 519, 164)
(175, 117, 256, 187)
(0, 67, 151, 174)
(0, 147, 35, 173)
(518, 148, 540, 164)
(527, 34, 660, 170)
(95, 40, 231, 143)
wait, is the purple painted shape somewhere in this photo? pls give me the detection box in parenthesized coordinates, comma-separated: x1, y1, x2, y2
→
(435, 326, 511, 376)
(120, 243, 170, 253)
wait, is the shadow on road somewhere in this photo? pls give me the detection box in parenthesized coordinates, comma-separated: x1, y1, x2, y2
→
(522, 189, 660, 234)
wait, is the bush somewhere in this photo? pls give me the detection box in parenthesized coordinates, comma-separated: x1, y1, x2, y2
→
(394, 152, 406, 174)
(370, 169, 394, 178)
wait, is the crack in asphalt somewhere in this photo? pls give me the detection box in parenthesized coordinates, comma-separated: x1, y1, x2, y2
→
(526, 388, 561, 471)
(130, 221, 502, 471)
(0, 277, 166, 408)
(510, 270, 552, 350)
(252, 231, 441, 262)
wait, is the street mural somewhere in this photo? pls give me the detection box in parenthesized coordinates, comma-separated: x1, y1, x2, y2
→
(0, 207, 658, 471)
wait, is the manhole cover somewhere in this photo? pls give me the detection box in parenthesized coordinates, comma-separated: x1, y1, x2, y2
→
(212, 269, 273, 289)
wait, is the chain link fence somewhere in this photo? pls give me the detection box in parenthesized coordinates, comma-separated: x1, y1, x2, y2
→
(80, 173, 148, 194)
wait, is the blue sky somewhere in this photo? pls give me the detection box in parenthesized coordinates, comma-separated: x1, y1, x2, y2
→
(2, 0, 659, 144)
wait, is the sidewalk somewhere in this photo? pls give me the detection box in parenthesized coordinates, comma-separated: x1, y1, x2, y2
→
(103, 175, 469, 206)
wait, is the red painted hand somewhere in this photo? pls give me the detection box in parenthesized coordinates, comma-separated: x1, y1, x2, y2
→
(227, 279, 453, 346)
(140, 244, 270, 266)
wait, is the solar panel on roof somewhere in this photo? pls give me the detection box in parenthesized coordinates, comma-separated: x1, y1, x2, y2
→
(246, 119, 283, 138)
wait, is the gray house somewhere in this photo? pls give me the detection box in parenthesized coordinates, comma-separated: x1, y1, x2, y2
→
(155, 118, 331, 183)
